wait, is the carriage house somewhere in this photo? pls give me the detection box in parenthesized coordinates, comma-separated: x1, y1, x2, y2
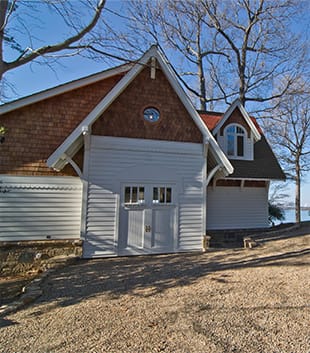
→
(0, 46, 285, 258)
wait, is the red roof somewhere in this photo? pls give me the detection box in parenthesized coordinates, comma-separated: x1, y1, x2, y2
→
(198, 112, 263, 134)
(199, 112, 222, 131)
(250, 116, 263, 134)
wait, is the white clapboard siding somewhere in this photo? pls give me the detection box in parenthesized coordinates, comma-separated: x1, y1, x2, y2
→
(178, 195, 204, 250)
(206, 186, 268, 229)
(83, 184, 118, 257)
(84, 136, 205, 256)
(0, 176, 82, 241)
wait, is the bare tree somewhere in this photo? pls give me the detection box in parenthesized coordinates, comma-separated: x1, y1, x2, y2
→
(264, 90, 310, 223)
(0, 0, 113, 94)
(125, 0, 308, 111)
(125, 0, 233, 110)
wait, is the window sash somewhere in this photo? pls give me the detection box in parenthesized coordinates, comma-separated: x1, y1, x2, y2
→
(226, 125, 245, 157)
(153, 187, 172, 204)
(124, 186, 145, 204)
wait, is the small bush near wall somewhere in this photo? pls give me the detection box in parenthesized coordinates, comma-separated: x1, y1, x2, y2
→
(0, 240, 82, 277)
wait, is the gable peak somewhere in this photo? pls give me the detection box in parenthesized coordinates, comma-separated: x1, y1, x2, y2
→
(213, 99, 261, 141)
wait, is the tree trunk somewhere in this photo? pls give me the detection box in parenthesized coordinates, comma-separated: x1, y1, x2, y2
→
(295, 161, 301, 223)
(196, 21, 206, 111)
(0, 0, 8, 81)
(239, 64, 246, 106)
(198, 56, 206, 111)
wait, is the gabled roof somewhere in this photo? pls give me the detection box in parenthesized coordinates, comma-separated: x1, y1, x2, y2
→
(200, 111, 263, 134)
(198, 109, 285, 181)
(228, 136, 286, 180)
(0, 63, 132, 114)
(199, 111, 222, 131)
(46, 45, 233, 175)
(211, 99, 261, 141)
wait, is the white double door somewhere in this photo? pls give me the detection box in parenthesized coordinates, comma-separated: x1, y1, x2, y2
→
(119, 184, 176, 255)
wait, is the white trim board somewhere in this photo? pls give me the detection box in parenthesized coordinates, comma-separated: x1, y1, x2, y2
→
(91, 136, 203, 155)
(0, 64, 132, 115)
(46, 45, 233, 176)
(212, 99, 261, 142)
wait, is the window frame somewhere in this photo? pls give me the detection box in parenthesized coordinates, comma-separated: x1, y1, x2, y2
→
(124, 185, 145, 205)
(224, 124, 246, 159)
(152, 186, 173, 205)
(143, 107, 160, 123)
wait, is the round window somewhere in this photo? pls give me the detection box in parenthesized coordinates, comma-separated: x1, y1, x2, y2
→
(143, 107, 160, 123)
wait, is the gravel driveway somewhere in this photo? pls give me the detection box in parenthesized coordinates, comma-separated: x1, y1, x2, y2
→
(0, 226, 309, 353)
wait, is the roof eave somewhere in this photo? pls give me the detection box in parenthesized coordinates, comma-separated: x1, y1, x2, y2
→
(0, 64, 132, 115)
(212, 99, 261, 141)
(154, 48, 233, 176)
(48, 45, 233, 176)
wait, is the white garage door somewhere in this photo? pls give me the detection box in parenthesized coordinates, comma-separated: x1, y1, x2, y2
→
(119, 184, 176, 255)
(207, 186, 269, 230)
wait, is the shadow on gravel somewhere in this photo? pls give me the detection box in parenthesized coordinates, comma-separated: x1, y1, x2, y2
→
(0, 275, 36, 307)
(0, 317, 18, 328)
(33, 241, 310, 311)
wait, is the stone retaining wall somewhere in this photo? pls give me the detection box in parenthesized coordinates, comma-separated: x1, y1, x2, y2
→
(0, 240, 83, 277)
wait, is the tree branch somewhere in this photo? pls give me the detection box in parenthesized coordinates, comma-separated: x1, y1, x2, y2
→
(2, 0, 106, 75)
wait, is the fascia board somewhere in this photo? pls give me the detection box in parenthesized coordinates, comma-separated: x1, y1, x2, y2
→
(0, 64, 132, 115)
(155, 49, 233, 175)
(212, 99, 261, 141)
(52, 136, 84, 171)
(208, 138, 234, 175)
(238, 103, 261, 141)
(48, 45, 233, 175)
(47, 47, 155, 169)
(154, 49, 210, 138)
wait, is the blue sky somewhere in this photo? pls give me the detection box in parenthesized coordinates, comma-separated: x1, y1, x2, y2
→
(2, 0, 310, 206)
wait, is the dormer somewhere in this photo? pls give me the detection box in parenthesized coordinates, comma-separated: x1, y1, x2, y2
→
(211, 100, 261, 161)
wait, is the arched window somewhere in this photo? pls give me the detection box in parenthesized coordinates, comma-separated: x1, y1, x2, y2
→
(225, 124, 245, 157)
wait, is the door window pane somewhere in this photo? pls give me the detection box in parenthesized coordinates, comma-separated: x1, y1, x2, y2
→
(139, 187, 145, 202)
(166, 188, 172, 203)
(153, 187, 172, 204)
(153, 187, 159, 203)
(125, 187, 131, 203)
(160, 187, 165, 203)
(132, 187, 138, 203)
(124, 186, 145, 204)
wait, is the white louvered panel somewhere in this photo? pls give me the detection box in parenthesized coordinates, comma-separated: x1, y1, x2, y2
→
(207, 186, 268, 229)
(0, 176, 82, 241)
(178, 195, 204, 250)
(84, 184, 118, 257)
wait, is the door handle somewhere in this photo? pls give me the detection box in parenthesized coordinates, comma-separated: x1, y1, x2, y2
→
(145, 225, 151, 232)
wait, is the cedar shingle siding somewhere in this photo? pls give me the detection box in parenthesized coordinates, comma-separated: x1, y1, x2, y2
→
(219, 108, 251, 137)
(92, 67, 202, 143)
(0, 74, 124, 176)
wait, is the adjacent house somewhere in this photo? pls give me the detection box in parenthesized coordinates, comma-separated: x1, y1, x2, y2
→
(0, 46, 285, 258)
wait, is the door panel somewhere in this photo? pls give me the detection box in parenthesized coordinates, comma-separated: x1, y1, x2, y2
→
(127, 209, 145, 248)
(119, 184, 175, 254)
(151, 207, 174, 249)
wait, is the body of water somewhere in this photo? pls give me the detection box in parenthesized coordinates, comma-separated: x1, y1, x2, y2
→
(280, 209, 310, 223)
